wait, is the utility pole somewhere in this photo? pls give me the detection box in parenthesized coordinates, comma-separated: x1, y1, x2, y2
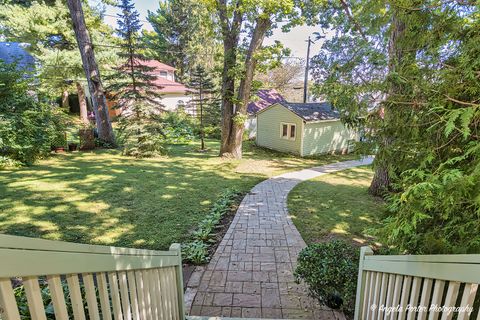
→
(303, 36, 315, 103)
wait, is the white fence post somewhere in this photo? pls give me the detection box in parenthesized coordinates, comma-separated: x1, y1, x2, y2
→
(354, 246, 374, 320)
(170, 243, 186, 320)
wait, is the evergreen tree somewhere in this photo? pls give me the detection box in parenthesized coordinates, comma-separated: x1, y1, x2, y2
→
(0, 0, 118, 131)
(145, 0, 221, 80)
(188, 65, 218, 151)
(106, 0, 165, 157)
(309, 0, 480, 253)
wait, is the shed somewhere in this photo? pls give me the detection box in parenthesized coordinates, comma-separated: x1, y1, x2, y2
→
(255, 102, 359, 156)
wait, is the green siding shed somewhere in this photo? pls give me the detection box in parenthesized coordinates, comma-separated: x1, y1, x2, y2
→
(256, 102, 358, 156)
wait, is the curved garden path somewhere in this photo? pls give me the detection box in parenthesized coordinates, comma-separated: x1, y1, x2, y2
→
(186, 157, 374, 319)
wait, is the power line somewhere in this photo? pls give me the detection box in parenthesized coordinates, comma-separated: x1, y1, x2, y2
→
(4, 35, 221, 57)
(4, 35, 306, 60)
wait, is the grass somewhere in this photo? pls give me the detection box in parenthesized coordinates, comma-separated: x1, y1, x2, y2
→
(0, 139, 357, 250)
(288, 166, 385, 246)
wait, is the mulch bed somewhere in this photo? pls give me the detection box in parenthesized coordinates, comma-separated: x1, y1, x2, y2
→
(182, 192, 244, 287)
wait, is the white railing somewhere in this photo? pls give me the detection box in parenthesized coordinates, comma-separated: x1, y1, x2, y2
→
(354, 247, 480, 320)
(0, 234, 185, 320)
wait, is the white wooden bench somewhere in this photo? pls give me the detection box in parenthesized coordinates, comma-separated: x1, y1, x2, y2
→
(0, 234, 185, 320)
(354, 247, 480, 320)
(1, 235, 478, 320)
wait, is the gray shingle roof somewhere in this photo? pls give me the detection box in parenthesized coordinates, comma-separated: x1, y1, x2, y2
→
(0, 42, 35, 70)
(279, 101, 340, 122)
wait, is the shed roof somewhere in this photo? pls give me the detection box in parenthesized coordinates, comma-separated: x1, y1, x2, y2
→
(279, 101, 340, 122)
(247, 89, 285, 115)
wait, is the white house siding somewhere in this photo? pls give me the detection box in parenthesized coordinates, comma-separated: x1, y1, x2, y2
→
(256, 104, 303, 155)
(161, 94, 192, 112)
(301, 120, 358, 156)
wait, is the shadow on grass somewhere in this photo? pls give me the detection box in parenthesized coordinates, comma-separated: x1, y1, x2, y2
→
(0, 147, 264, 250)
(288, 168, 384, 246)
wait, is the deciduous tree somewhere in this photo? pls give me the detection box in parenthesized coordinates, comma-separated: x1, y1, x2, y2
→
(213, 0, 296, 158)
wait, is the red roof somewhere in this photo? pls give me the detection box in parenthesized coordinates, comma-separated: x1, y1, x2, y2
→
(130, 59, 188, 94)
(152, 76, 190, 94)
(133, 59, 176, 72)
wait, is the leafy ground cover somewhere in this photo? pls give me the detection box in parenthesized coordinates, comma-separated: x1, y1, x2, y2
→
(288, 167, 384, 246)
(0, 139, 357, 250)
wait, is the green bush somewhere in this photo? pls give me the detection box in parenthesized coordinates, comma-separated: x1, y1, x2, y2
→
(161, 112, 195, 144)
(202, 125, 221, 139)
(117, 109, 195, 157)
(13, 280, 88, 319)
(294, 240, 359, 316)
(0, 62, 66, 165)
(0, 156, 21, 169)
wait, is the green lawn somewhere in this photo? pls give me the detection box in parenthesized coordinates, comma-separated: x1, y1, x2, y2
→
(288, 167, 384, 246)
(0, 139, 357, 250)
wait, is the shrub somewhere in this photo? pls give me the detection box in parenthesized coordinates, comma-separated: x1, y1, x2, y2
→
(161, 112, 195, 144)
(0, 156, 21, 169)
(117, 110, 195, 157)
(294, 240, 359, 316)
(0, 61, 66, 165)
(202, 125, 221, 139)
(13, 279, 87, 319)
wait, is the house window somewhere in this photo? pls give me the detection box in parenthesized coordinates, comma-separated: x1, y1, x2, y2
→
(281, 123, 296, 140)
(159, 71, 168, 78)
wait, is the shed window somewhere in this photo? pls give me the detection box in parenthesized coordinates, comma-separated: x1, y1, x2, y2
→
(282, 124, 288, 137)
(280, 123, 296, 140)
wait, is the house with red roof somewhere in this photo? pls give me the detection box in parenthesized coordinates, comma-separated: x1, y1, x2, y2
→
(106, 59, 192, 118)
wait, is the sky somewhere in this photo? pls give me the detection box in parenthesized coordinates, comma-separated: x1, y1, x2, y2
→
(97, 0, 325, 59)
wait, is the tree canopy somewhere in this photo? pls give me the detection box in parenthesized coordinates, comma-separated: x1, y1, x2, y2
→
(0, 0, 118, 98)
(309, 0, 480, 253)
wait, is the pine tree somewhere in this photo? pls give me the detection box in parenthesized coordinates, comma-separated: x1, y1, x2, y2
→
(188, 66, 218, 151)
(145, 0, 221, 80)
(106, 0, 165, 157)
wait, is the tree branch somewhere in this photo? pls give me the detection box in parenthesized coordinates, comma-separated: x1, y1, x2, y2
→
(444, 95, 480, 107)
(338, 0, 367, 41)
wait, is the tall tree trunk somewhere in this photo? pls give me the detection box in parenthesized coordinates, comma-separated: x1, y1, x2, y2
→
(76, 81, 89, 124)
(219, 36, 239, 157)
(219, 17, 271, 158)
(217, 0, 243, 157)
(61, 89, 70, 109)
(66, 0, 115, 145)
(369, 10, 406, 196)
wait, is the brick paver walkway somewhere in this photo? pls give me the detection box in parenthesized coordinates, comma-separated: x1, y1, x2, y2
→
(186, 157, 374, 319)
